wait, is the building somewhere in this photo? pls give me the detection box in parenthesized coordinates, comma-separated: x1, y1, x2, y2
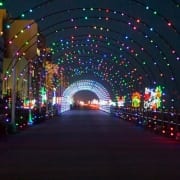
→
(0, 9, 7, 97)
(2, 16, 38, 98)
(0, 9, 69, 110)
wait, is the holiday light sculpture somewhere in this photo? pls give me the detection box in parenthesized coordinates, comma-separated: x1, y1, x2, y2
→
(45, 61, 59, 90)
(39, 87, 47, 107)
(117, 96, 126, 107)
(154, 86, 162, 109)
(61, 80, 111, 113)
(132, 92, 141, 108)
(144, 86, 162, 110)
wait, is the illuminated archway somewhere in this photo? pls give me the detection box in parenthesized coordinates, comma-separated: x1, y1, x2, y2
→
(61, 80, 111, 113)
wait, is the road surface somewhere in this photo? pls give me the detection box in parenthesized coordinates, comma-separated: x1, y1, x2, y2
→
(0, 110, 180, 179)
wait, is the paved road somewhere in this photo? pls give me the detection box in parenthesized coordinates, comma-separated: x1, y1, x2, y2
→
(0, 110, 180, 180)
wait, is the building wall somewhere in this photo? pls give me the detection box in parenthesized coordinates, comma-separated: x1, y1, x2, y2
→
(0, 37, 3, 96)
(2, 17, 38, 98)
(5, 19, 38, 59)
(0, 9, 7, 33)
(2, 57, 28, 98)
(0, 9, 7, 96)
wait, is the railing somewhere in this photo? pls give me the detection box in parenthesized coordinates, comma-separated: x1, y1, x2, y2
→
(110, 106, 180, 140)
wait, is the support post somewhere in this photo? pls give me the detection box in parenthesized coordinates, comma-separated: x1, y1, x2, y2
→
(28, 60, 33, 125)
(11, 57, 16, 133)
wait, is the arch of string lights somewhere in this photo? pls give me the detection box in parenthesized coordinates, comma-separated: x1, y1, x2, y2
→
(3, 0, 180, 110)
(61, 80, 111, 113)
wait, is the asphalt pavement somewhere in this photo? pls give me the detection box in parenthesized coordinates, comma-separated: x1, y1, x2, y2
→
(0, 110, 180, 180)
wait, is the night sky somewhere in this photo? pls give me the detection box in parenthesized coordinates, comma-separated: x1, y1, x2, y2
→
(3, 0, 180, 108)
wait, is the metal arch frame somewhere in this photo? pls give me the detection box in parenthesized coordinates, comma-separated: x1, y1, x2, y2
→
(61, 80, 111, 113)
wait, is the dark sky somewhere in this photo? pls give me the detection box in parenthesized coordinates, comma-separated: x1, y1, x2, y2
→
(3, 0, 180, 108)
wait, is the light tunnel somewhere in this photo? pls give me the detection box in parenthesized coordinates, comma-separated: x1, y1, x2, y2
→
(61, 80, 111, 113)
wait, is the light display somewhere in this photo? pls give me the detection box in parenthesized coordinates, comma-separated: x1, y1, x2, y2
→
(1, 1, 179, 119)
(45, 61, 59, 90)
(0, 0, 179, 141)
(4, 4, 179, 104)
(0, 0, 5, 7)
(117, 96, 126, 107)
(61, 80, 111, 113)
(40, 87, 47, 107)
(52, 88, 56, 105)
(23, 98, 36, 109)
(144, 86, 162, 110)
(132, 92, 141, 108)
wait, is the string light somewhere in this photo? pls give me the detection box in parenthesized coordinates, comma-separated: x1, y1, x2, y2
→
(2, 1, 179, 116)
